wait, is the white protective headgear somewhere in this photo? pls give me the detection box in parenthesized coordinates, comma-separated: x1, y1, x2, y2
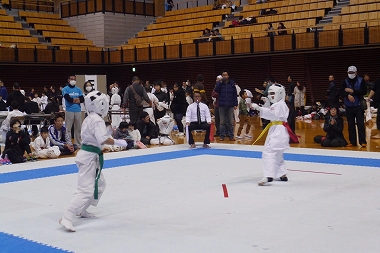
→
(111, 86, 119, 95)
(84, 90, 109, 117)
(160, 114, 171, 124)
(268, 84, 286, 104)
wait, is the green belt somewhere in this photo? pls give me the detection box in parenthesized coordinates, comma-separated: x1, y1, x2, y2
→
(252, 121, 283, 145)
(81, 144, 104, 200)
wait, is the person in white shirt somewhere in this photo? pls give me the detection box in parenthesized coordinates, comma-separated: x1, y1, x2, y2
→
(185, 91, 212, 148)
(0, 101, 25, 142)
(59, 91, 129, 232)
(143, 86, 158, 124)
(32, 93, 41, 109)
(32, 126, 60, 158)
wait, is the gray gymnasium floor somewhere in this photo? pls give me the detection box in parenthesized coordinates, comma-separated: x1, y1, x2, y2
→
(1, 144, 380, 253)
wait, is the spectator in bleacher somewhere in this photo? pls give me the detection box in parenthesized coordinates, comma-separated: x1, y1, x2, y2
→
(213, 0, 222, 10)
(32, 93, 41, 109)
(50, 86, 59, 103)
(27, 88, 35, 99)
(0, 79, 8, 111)
(265, 23, 276, 37)
(62, 75, 84, 148)
(6, 82, 25, 112)
(200, 28, 211, 42)
(256, 0, 267, 3)
(166, 0, 174, 11)
(277, 22, 288, 35)
(213, 29, 223, 41)
(221, 0, 236, 11)
(339, 65, 367, 147)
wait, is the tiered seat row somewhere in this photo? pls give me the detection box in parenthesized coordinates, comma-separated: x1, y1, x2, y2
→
(156, 8, 230, 23)
(18, 10, 97, 49)
(163, 5, 213, 16)
(0, 35, 38, 43)
(222, 18, 317, 38)
(138, 22, 214, 37)
(324, 1, 380, 30)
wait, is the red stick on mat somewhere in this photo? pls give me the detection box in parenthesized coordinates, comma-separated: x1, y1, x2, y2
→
(222, 184, 229, 198)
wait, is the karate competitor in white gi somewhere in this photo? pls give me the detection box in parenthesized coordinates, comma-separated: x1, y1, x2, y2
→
(110, 86, 122, 128)
(59, 91, 128, 232)
(251, 84, 290, 186)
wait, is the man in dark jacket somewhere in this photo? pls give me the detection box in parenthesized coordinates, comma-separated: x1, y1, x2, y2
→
(123, 76, 151, 124)
(214, 70, 238, 141)
(339, 65, 367, 147)
(6, 83, 25, 112)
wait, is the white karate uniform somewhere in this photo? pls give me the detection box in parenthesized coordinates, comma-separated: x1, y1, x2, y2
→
(40, 95, 48, 111)
(110, 93, 121, 128)
(151, 117, 175, 145)
(143, 93, 158, 124)
(128, 129, 141, 142)
(259, 100, 289, 178)
(32, 136, 61, 158)
(63, 112, 110, 221)
(234, 84, 241, 122)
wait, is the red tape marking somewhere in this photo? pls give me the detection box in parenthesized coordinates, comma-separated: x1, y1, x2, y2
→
(222, 184, 229, 198)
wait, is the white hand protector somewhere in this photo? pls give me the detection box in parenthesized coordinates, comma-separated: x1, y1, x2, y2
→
(114, 139, 128, 147)
(250, 103, 261, 110)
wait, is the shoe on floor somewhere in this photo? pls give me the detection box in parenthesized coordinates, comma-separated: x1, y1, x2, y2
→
(190, 144, 196, 148)
(77, 210, 96, 218)
(59, 217, 75, 232)
(244, 134, 252, 138)
(203, 144, 211, 148)
(346, 143, 355, 147)
(236, 136, 243, 139)
(361, 143, 367, 148)
(258, 177, 269, 186)
(229, 137, 236, 141)
(219, 137, 224, 141)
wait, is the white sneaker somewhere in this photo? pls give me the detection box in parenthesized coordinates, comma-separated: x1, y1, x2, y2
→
(59, 217, 75, 232)
(236, 136, 243, 139)
(258, 177, 269, 186)
(77, 210, 96, 218)
(244, 134, 252, 138)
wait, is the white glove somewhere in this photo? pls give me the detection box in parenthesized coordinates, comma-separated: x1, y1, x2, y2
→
(250, 103, 261, 110)
(261, 97, 268, 103)
(114, 139, 128, 147)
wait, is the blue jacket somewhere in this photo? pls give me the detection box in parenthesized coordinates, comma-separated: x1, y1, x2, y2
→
(214, 80, 238, 107)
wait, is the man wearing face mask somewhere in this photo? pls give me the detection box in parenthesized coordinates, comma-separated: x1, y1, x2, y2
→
(339, 66, 367, 147)
(62, 75, 85, 148)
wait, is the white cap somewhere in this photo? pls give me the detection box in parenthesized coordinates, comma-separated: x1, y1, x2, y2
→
(347, 66, 357, 72)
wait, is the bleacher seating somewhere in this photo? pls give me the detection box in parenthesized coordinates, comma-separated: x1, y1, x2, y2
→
(19, 10, 96, 49)
(324, 1, 380, 30)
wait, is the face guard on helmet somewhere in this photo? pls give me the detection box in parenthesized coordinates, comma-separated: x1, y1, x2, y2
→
(268, 84, 286, 104)
(84, 91, 109, 117)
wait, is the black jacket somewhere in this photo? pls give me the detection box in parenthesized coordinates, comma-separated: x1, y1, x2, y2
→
(135, 119, 158, 139)
(6, 90, 25, 112)
(170, 89, 187, 114)
(323, 113, 348, 146)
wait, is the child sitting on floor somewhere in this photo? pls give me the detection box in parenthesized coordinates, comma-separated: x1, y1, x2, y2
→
(32, 126, 61, 158)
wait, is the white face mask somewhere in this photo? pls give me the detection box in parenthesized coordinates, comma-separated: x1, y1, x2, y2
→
(69, 80, 76, 86)
(348, 74, 356, 79)
(86, 86, 93, 92)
